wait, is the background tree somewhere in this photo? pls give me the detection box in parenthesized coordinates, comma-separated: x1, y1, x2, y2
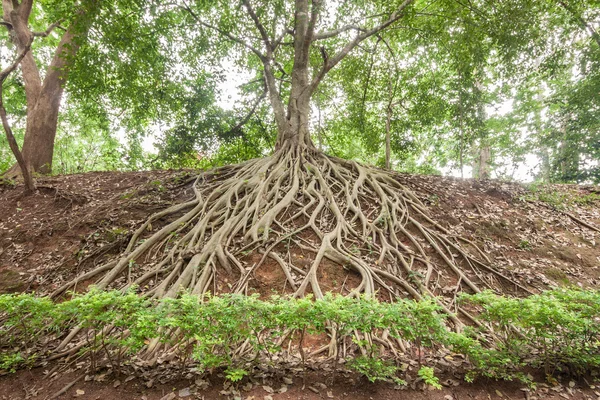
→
(1, 0, 102, 175)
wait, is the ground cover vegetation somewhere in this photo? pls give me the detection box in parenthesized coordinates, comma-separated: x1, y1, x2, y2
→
(1, 288, 599, 386)
(0, 0, 599, 392)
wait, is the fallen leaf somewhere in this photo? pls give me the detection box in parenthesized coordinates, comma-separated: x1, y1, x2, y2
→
(262, 385, 274, 393)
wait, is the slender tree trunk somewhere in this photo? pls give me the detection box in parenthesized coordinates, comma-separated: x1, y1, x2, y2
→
(0, 31, 35, 193)
(385, 104, 392, 169)
(474, 144, 491, 180)
(473, 77, 490, 180)
(0, 98, 34, 192)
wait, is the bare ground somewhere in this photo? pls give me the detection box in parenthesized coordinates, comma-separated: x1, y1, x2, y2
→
(2, 363, 600, 400)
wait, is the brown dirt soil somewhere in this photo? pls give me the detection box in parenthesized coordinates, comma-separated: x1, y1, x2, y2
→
(1, 171, 600, 399)
(0, 171, 194, 295)
(2, 171, 599, 298)
(1, 365, 599, 400)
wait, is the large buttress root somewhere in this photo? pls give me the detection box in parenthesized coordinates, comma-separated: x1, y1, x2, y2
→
(54, 148, 529, 354)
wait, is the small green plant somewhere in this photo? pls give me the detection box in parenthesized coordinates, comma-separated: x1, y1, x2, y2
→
(518, 240, 532, 250)
(426, 194, 440, 205)
(0, 176, 16, 187)
(457, 289, 600, 378)
(348, 356, 405, 385)
(0, 353, 25, 373)
(149, 180, 166, 192)
(225, 367, 248, 382)
(59, 287, 149, 373)
(418, 366, 441, 389)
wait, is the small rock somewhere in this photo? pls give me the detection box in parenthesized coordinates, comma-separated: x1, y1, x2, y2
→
(283, 377, 293, 385)
(113, 380, 121, 388)
(74, 389, 85, 397)
(159, 394, 176, 400)
(327, 391, 334, 398)
(179, 387, 191, 397)
(308, 386, 320, 394)
(264, 396, 273, 400)
(442, 379, 460, 387)
(194, 378, 209, 389)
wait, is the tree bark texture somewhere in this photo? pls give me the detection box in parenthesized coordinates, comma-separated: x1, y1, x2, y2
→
(2, 0, 89, 175)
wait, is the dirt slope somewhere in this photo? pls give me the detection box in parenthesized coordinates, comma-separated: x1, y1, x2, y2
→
(1, 171, 598, 297)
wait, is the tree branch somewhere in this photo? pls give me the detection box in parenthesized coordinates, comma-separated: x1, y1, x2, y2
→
(5, 6, 42, 106)
(304, 0, 321, 47)
(557, 0, 600, 48)
(310, 0, 414, 93)
(224, 87, 267, 137)
(16, 0, 32, 21)
(0, 32, 32, 81)
(181, 2, 266, 60)
(242, 0, 272, 54)
(273, 27, 293, 50)
(313, 24, 364, 40)
(32, 19, 64, 37)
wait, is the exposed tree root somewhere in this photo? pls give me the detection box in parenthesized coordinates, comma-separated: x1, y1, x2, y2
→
(54, 147, 530, 356)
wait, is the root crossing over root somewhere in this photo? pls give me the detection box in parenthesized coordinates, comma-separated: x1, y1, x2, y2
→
(54, 146, 530, 354)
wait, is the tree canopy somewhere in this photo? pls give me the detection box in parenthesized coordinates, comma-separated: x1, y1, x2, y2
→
(0, 0, 598, 183)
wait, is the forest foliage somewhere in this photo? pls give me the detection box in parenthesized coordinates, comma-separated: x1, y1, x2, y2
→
(0, 0, 598, 182)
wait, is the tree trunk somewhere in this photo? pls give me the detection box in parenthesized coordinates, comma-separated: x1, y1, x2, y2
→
(385, 104, 392, 169)
(0, 99, 35, 192)
(2, 1, 90, 176)
(0, 29, 35, 193)
(19, 83, 63, 173)
(474, 144, 491, 180)
(243, 0, 413, 154)
(272, 0, 316, 152)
